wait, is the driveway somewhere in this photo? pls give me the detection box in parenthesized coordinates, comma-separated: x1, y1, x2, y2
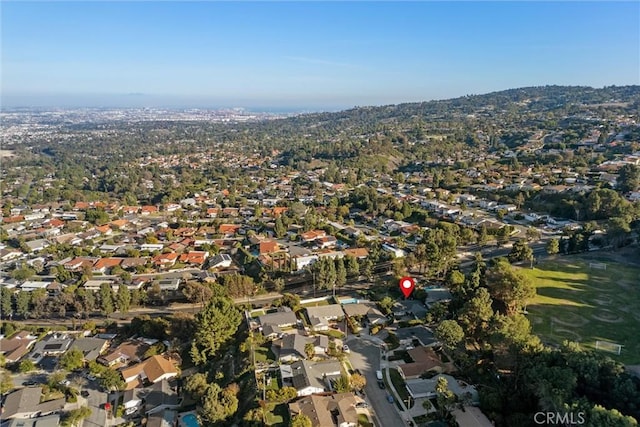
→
(81, 377, 108, 427)
(348, 338, 409, 427)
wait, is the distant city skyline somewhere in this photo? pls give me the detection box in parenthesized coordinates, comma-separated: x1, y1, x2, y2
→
(2, 1, 639, 111)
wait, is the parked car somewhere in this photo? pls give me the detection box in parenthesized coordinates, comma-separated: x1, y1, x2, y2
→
(342, 345, 350, 353)
(387, 394, 394, 403)
(355, 402, 369, 408)
(22, 381, 36, 386)
(81, 390, 90, 398)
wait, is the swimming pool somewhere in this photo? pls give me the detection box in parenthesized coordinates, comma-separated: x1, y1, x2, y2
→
(181, 413, 200, 427)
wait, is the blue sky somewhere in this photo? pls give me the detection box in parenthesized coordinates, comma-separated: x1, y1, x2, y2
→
(2, 1, 639, 110)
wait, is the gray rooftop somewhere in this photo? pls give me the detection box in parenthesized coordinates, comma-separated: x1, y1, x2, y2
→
(259, 309, 297, 328)
(394, 326, 437, 346)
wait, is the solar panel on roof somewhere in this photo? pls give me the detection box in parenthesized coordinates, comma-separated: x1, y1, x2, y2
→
(43, 343, 63, 350)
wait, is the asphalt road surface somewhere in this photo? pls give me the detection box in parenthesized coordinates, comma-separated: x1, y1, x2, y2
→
(348, 338, 407, 427)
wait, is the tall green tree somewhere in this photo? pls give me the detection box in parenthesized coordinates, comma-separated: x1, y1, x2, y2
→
(335, 257, 347, 290)
(99, 283, 114, 316)
(508, 239, 534, 264)
(0, 287, 12, 318)
(15, 291, 30, 318)
(190, 297, 242, 365)
(546, 238, 560, 255)
(200, 383, 239, 424)
(435, 320, 465, 351)
(60, 347, 84, 371)
(116, 284, 131, 314)
(487, 259, 536, 315)
(617, 164, 640, 194)
(458, 287, 494, 346)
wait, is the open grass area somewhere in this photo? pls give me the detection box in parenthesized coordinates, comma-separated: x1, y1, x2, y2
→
(265, 403, 288, 426)
(255, 346, 276, 363)
(299, 299, 330, 308)
(388, 368, 414, 409)
(520, 255, 640, 364)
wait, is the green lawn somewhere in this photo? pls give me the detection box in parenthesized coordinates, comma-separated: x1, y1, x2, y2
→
(265, 403, 288, 426)
(300, 299, 330, 308)
(255, 346, 276, 363)
(520, 256, 640, 364)
(388, 368, 414, 409)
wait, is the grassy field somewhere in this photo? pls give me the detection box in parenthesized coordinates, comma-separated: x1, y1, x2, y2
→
(520, 255, 640, 364)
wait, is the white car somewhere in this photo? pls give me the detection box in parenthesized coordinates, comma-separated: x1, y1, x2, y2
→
(342, 345, 350, 353)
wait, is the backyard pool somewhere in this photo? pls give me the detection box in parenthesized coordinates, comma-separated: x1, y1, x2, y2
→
(180, 413, 200, 427)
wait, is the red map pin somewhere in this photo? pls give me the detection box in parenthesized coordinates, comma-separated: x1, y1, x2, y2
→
(399, 277, 415, 298)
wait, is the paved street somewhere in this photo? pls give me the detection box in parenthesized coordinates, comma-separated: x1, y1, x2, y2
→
(347, 338, 408, 427)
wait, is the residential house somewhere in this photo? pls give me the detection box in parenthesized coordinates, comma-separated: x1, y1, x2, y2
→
(395, 326, 438, 347)
(289, 393, 358, 427)
(138, 379, 182, 414)
(153, 252, 179, 269)
(282, 360, 342, 396)
(311, 335, 329, 357)
(405, 374, 479, 404)
(146, 410, 178, 427)
(208, 254, 232, 269)
(317, 236, 337, 249)
(24, 239, 50, 253)
(259, 240, 280, 255)
(70, 337, 109, 361)
(292, 254, 319, 272)
(98, 340, 150, 367)
(0, 331, 37, 363)
(28, 333, 73, 364)
(343, 248, 369, 259)
(276, 334, 308, 363)
(397, 347, 452, 380)
(121, 257, 149, 271)
(64, 257, 97, 272)
(341, 302, 386, 326)
(157, 278, 181, 291)
(120, 355, 179, 389)
(19, 281, 50, 292)
(258, 308, 298, 338)
(178, 251, 208, 267)
(83, 280, 117, 292)
(92, 257, 123, 274)
(306, 305, 345, 331)
(301, 230, 326, 243)
(7, 414, 60, 427)
(218, 224, 240, 236)
(141, 206, 159, 215)
(0, 387, 65, 419)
